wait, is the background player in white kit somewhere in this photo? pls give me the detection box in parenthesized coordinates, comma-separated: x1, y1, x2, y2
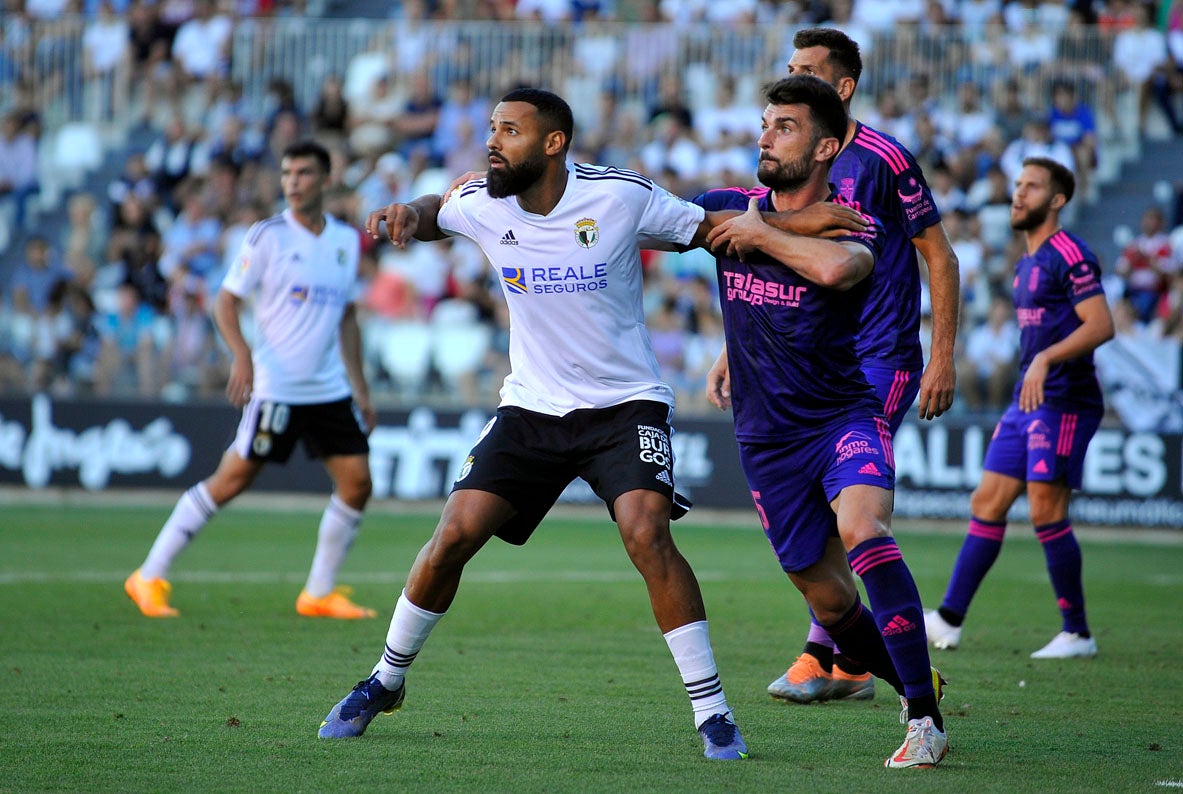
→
(315, 87, 767, 759)
(125, 140, 379, 621)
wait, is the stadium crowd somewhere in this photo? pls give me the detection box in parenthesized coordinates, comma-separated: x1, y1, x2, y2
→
(2, 0, 1183, 416)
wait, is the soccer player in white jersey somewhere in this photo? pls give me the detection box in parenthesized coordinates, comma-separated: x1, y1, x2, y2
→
(316, 87, 753, 759)
(125, 140, 379, 621)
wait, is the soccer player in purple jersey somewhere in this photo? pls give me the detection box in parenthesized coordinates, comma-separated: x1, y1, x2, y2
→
(696, 75, 947, 768)
(925, 158, 1114, 659)
(761, 26, 961, 706)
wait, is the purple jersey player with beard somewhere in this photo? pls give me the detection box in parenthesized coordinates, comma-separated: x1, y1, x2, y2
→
(698, 75, 948, 769)
(925, 158, 1114, 660)
(753, 27, 961, 707)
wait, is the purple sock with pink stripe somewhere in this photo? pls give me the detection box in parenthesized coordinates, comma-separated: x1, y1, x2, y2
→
(847, 536, 933, 700)
(1036, 519, 1089, 635)
(940, 517, 1007, 621)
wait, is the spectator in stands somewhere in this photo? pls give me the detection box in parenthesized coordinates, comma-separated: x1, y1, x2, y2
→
(938, 80, 996, 151)
(94, 280, 160, 397)
(992, 78, 1039, 143)
(347, 73, 402, 157)
(159, 186, 224, 288)
(162, 274, 224, 400)
(1112, 2, 1180, 135)
(170, 0, 233, 105)
(1115, 206, 1178, 323)
(355, 152, 411, 226)
(391, 70, 441, 162)
(0, 110, 40, 233)
(946, 208, 989, 322)
(62, 191, 108, 267)
(145, 116, 196, 206)
(82, 1, 130, 114)
(957, 293, 1019, 413)
(1000, 118, 1075, 186)
(11, 236, 71, 318)
(1049, 81, 1099, 201)
(311, 73, 350, 144)
(431, 78, 488, 167)
(127, 0, 174, 127)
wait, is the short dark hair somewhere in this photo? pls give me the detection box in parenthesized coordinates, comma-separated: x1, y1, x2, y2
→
(791, 27, 863, 85)
(500, 87, 575, 152)
(1023, 156, 1076, 204)
(281, 140, 331, 174)
(763, 75, 849, 150)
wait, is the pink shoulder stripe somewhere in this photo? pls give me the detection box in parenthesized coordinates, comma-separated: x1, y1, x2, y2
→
(1051, 230, 1084, 263)
(1048, 231, 1084, 265)
(856, 127, 908, 174)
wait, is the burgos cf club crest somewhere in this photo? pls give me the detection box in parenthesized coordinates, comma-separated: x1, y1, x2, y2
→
(574, 217, 599, 249)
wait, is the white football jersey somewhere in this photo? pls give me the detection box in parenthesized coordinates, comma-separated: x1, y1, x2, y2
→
(438, 162, 704, 415)
(220, 209, 362, 404)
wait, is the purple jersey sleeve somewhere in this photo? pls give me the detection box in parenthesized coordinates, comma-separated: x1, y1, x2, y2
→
(831, 122, 940, 370)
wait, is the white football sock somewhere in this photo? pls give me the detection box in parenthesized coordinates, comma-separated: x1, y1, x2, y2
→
(304, 495, 362, 598)
(140, 482, 217, 580)
(372, 589, 445, 690)
(664, 620, 731, 729)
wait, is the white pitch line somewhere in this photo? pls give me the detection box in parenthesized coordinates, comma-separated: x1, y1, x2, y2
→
(0, 569, 740, 585)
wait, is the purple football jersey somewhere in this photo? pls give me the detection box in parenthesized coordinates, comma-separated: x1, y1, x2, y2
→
(1011, 229, 1105, 410)
(831, 122, 943, 370)
(693, 186, 885, 440)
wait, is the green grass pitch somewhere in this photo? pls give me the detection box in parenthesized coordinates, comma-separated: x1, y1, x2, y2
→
(1, 499, 1180, 792)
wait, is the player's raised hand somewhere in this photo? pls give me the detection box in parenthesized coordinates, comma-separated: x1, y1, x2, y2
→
(706, 197, 767, 260)
(778, 202, 869, 238)
(366, 202, 420, 249)
(441, 170, 486, 204)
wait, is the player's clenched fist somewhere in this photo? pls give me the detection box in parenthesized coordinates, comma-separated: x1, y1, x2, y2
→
(366, 202, 420, 249)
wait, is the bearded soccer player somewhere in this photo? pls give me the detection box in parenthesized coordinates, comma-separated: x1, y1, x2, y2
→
(925, 157, 1114, 659)
(750, 26, 960, 706)
(125, 140, 378, 620)
(316, 88, 753, 760)
(698, 75, 948, 768)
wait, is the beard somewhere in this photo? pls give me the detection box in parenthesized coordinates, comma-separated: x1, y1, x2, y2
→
(486, 151, 548, 198)
(756, 151, 815, 193)
(1010, 200, 1052, 231)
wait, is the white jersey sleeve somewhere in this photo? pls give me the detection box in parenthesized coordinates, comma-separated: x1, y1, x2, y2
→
(436, 163, 704, 415)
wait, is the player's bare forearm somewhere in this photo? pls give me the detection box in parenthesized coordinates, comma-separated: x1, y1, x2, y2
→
(913, 222, 960, 419)
(705, 343, 731, 411)
(213, 289, 253, 407)
(339, 304, 376, 433)
(706, 198, 872, 289)
(365, 194, 449, 248)
(764, 202, 869, 238)
(1041, 295, 1115, 366)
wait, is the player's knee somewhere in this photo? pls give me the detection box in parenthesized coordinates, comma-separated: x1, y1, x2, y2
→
(619, 520, 675, 566)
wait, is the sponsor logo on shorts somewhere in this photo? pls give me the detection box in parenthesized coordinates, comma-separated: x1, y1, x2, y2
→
(858, 462, 882, 476)
(655, 469, 672, 486)
(637, 424, 672, 469)
(835, 430, 880, 465)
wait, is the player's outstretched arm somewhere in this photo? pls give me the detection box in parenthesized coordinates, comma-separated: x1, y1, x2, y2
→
(213, 289, 254, 407)
(913, 222, 960, 420)
(1019, 294, 1114, 412)
(365, 194, 449, 249)
(339, 302, 375, 434)
(762, 202, 869, 238)
(706, 198, 873, 289)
